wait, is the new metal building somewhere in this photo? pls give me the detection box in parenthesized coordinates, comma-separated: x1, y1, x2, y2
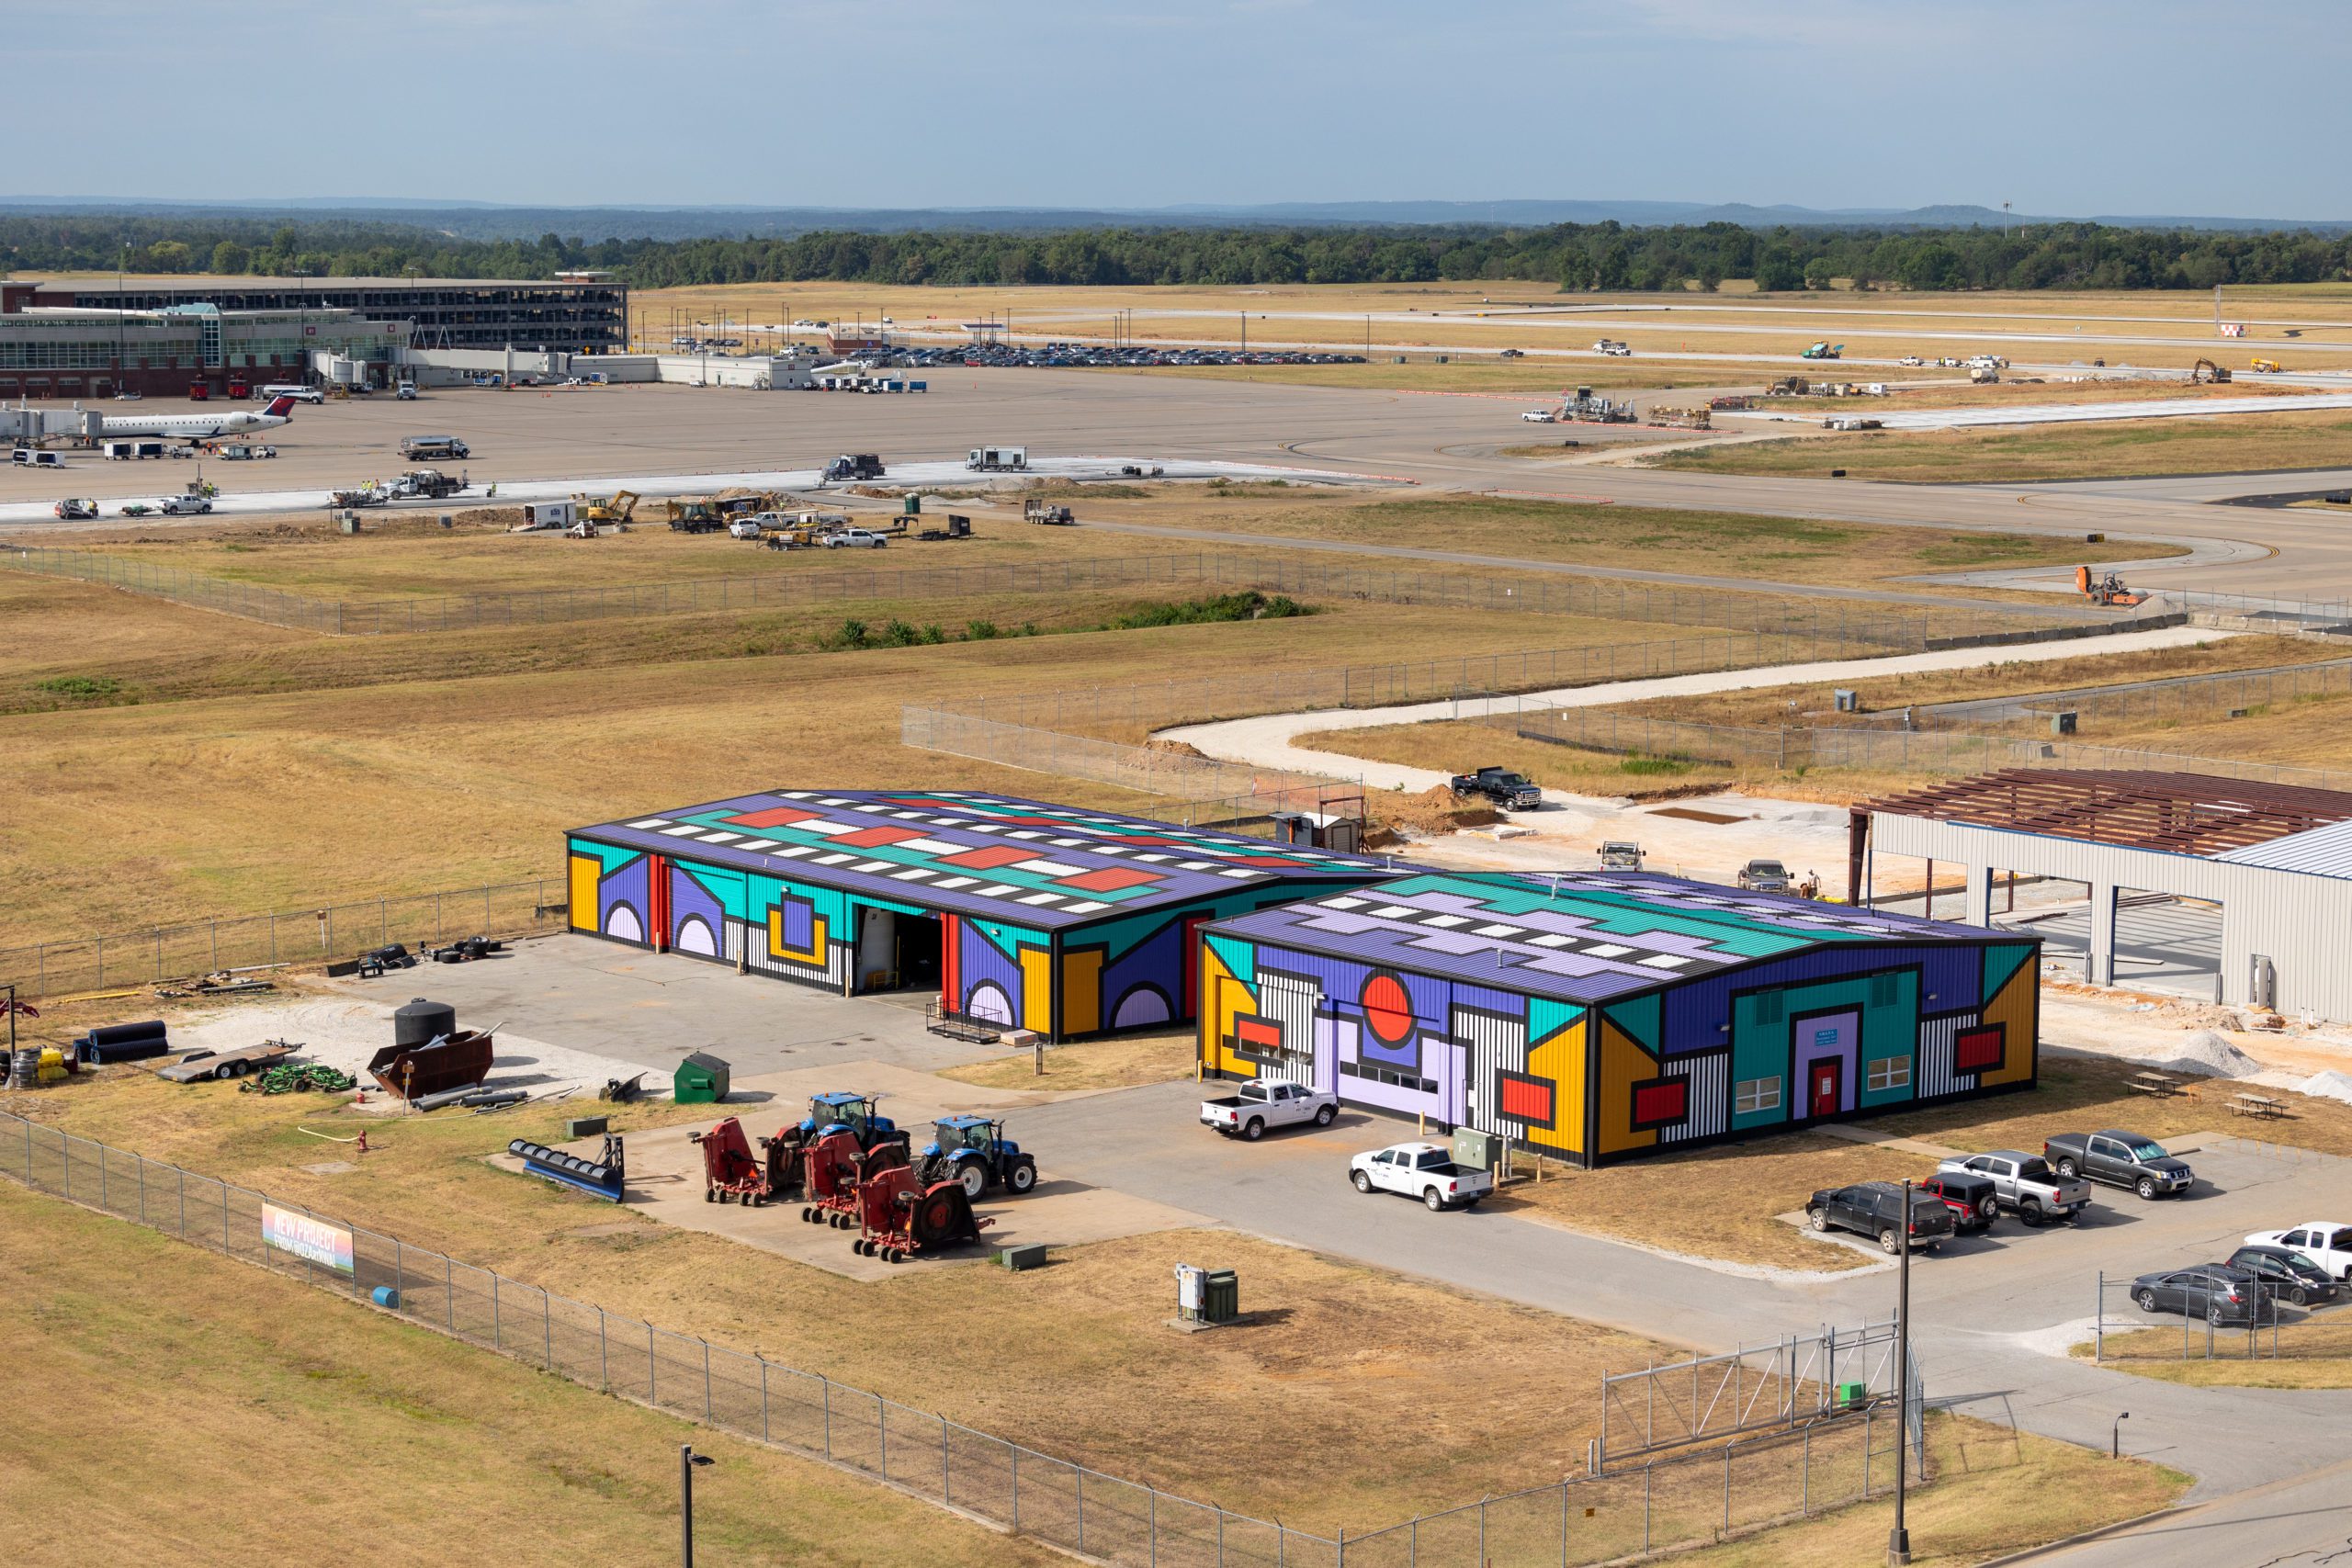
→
(1856, 768, 2352, 1021)
(567, 790, 1396, 1039)
(1200, 870, 2038, 1168)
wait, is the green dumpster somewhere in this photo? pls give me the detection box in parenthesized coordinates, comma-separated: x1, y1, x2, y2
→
(673, 1052, 731, 1104)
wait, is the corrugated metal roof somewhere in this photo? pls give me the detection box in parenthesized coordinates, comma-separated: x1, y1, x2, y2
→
(1208, 871, 1993, 1004)
(2212, 818, 2352, 879)
(571, 789, 1395, 930)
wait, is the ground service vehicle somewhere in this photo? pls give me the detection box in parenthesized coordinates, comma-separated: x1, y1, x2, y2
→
(215, 443, 277, 460)
(1807, 1181, 1954, 1253)
(1802, 343, 1843, 360)
(261, 383, 324, 403)
(2227, 1245, 2341, 1306)
(1023, 499, 1075, 525)
(1600, 841, 1645, 870)
(917, 1115, 1039, 1198)
(967, 446, 1027, 471)
(1450, 766, 1542, 810)
(52, 499, 97, 521)
(2132, 1264, 2271, 1324)
(395, 382, 418, 400)
(401, 435, 470, 461)
(1737, 859, 1792, 893)
(1350, 1142, 1494, 1211)
(1521, 410, 1556, 423)
(392, 468, 465, 499)
(156, 494, 212, 515)
(13, 447, 65, 468)
(1201, 1079, 1339, 1140)
(1897, 355, 1924, 367)
(2244, 1223, 2352, 1280)
(2045, 1131, 2195, 1199)
(1592, 339, 1632, 356)
(1917, 1171, 1999, 1233)
(1936, 1150, 2089, 1224)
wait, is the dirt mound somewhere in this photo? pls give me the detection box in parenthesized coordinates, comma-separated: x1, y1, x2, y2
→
(1142, 738, 1208, 760)
(2138, 1028, 2262, 1079)
(2296, 1070, 2352, 1107)
(1377, 785, 1498, 835)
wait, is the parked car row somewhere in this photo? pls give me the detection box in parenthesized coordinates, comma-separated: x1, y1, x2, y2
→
(1806, 1131, 2195, 1257)
(863, 344, 1369, 372)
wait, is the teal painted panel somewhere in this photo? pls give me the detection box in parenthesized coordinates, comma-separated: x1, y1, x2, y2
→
(569, 836, 643, 875)
(1528, 997, 1582, 1045)
(1858, 969, 1920, 1108)
(1982, 942, 2033, 1001)
(1205, 932, 1256, 981)
(1608, 992, 1662, 1052)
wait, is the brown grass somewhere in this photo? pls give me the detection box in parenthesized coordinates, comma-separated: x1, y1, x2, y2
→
(0, 1179, 1064, 1568)
(1654, 407, 2352, 484)
(2081, 1318, 2352, 1388)
(938, 1031, 1198, 1092)
(3, 1069, 1668, 1529)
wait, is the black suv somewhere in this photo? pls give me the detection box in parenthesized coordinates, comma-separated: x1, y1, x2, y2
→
(2226, 1246, 2341, 1308)
(1917, 1171, 1999, 1234)
(1807, 1182, 1956, 1254)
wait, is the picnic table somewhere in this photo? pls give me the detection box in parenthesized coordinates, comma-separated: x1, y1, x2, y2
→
(2227, 1091, 2284, 1120)
(2127, 1070, 2183, 1097)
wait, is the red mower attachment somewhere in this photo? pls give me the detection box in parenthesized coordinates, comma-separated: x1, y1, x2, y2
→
(801, 1130, 899, 1230)
(851, 1163, 995, 1264)
(690, 1116, 771, 1205)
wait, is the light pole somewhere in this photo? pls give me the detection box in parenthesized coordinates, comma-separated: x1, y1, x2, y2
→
(680, 1444, 714, 1566)
(2111, 1412, 2130, 1459)
(1889, 1179, 1914, 1566)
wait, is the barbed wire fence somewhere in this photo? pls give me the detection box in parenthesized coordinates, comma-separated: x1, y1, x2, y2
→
(0, 1107, 1929, 1567)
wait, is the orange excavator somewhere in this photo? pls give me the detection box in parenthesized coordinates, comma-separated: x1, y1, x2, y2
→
(2075, 565, 2146, 608)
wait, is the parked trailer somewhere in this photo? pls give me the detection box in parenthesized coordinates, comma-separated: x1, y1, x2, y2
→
(967, 446, 1027, 471)
(157, 1039, 298, 1083)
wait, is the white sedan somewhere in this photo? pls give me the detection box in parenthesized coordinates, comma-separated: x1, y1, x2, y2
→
(2246, 1222, 2352, 1280)
(1520, 410, 1556, 423)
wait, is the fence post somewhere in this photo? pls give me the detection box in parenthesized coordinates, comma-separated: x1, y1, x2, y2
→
(1644, 1466, 1652, 1552)
(600, 1308, 608, 1390)
(650, 1325, 658, 1404)
(137, 1153, 146, 1224)
(701, 1338, 713, 1421)
(1723, 1440, 1733, 1536)
(99, 1143, 107, 1212)
(177, 1166, 185, 1236)
(943, 1420, 951, 1504)
(394, 1236, 403, 1304)
(1012, 1445, 1020, 1529)
(1863, 1406, 1872, 1497)
(1560, 1481, 1570, 1568)
(1802, 1423, 1810, 1514)
(1076, 1468, 1085, 1551)
(544, 1292, 553, 1370)
(446, 1258, 455, 1332)
(821, 1376, 831, 1459)
(2095, 1271, 2103, 1363)
(492, 1273, 501, 1348)
(222, 1180, 231, 1252)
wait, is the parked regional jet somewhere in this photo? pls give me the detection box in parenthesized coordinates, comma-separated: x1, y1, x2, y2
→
(97, 394, 297, 445)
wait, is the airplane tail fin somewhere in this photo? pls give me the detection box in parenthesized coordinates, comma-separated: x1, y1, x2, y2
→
(263, 395, 296, 418)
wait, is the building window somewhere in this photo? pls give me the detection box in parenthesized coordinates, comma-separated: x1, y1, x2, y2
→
(1867, 1056, 1912, 1092)
(1735, 1076, 1782, 1114)
(1869, 973, 1899, 1009)
(1754, 990, 1784, 1025)
(1339, 1060, 1436, 1094)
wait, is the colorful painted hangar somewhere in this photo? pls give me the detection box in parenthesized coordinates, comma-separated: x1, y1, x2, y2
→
(1200, 870, 2038, 1167)
(567, 791, 1396, 1039)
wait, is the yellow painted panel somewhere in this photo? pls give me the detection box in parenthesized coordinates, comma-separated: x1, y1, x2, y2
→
(766, 908, 827, 967)
(1595, 1019, 1660, 1156)
(1522, 1017, 1586, 1156)
(1199, 947, 1259, 1076)
(568, 855, 600, 932)
(1975, 959, 2039, 1087)
(1021, 946, 1053, 1034)
(1061, 948, 1103, 1036)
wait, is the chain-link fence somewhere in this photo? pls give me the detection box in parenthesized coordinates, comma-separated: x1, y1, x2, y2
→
(0, 878, 563, 1000)
(1895, 655, 2352, 735)
(0, 1108, 1935, 1568)
(2091, 1260, 2352, 1367)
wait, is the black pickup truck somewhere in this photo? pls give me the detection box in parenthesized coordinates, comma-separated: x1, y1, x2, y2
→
(1449, 766, 1542, 811)
(1807, 1180, 1955, 1254)
(2044, 1130, 2195, 1200)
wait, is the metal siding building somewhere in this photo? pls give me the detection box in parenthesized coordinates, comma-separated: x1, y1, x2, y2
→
(1200, 871, 2037, 1168)
(1861, 770, 2352, 1022)
(28, 276, 628, 354)
(567, 790, 1396, 1041)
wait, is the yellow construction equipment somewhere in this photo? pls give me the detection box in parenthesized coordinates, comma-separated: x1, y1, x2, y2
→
(2075, 565, 2146, 608)
(584, 490, 639, 525)
(2251, 357, 2283, 374)
(2190, 358, 2232, 385)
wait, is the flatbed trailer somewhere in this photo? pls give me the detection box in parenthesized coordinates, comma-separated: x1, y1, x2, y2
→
(157, 1039, 299, 1083)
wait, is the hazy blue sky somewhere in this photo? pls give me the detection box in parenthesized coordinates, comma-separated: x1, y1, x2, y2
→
(15, 1, 2348, 216)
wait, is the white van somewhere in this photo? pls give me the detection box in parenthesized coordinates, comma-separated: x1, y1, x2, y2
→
(13, 447, 66, 468)
(258, 383, 325, 404)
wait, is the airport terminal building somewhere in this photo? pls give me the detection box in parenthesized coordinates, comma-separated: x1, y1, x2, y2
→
(14, 274, 628, 355)
(0, 284, 407, 400)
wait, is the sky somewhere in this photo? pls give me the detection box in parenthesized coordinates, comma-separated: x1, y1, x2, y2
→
(12, 0, 2350, 218)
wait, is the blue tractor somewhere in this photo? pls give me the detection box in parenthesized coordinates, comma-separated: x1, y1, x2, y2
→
(919, 1115, 1039, 1200)
(762, 1091, 908, 1199)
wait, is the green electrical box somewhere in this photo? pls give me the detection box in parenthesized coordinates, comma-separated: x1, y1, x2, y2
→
(1203, 1269, 1239, 1325)
(566, 1115, 610, 1139)
(1835, 1381, 1869, 1410)
(1000, 1243, 1048, 1271)
(1451, 1127, 1502, 1171)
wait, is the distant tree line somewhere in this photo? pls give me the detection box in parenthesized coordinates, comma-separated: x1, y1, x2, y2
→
(5, 214, 2349, 293)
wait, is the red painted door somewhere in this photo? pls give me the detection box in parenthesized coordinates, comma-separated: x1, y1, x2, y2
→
(1810, 1061, 1839, 1118)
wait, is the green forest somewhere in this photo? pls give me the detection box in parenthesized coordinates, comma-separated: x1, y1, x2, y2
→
(6, 214, 2349, 293)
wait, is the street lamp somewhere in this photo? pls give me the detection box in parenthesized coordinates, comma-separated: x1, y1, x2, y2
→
(1889, 1178, 1915, 1567)
(2112, 1411, 2130, 1459)
(680, 1445, 715, 1566)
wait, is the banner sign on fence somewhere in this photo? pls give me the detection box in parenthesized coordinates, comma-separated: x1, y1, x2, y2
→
(262, 1201, 355, 1275)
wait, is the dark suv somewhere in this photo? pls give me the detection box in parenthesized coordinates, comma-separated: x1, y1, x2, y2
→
(1917, 1171, 1999, 1234)
(1807, 1181, 1956, 1254)
(2226, 1246, 2341, 1308)
(2132, 1264, 2274, 1325)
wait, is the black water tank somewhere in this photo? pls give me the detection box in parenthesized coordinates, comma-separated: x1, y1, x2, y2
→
(393, 998, 457, 1048)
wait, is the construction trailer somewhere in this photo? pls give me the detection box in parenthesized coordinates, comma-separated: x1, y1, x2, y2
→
(1561, 387, 1638, 423)
(1199, 870, 2037, 1168)
(567, 790, 1396, 1041)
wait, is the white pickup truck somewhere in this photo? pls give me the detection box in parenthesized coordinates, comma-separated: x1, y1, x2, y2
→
(1350, 1142, 1494, 1211)
(1200, 1079, 1338, 1140)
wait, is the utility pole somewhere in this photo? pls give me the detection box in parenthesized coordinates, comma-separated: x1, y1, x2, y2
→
(680, 1445, 713, 1566)
(1888, 1179, 1914, 1566)
(1239, 311, 1246, 354)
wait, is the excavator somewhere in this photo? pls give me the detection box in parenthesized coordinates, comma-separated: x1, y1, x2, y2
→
(2075, 565, 2146, 608)
(2190, 358, 2233, 384)
(582, 489, 639, 525)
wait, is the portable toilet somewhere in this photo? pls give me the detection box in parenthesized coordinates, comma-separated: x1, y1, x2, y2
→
(673, 1052, 731, 1104)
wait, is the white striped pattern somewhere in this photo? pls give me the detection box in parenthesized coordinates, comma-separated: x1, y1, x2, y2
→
(1455, 1006, 1527, 1138)
(1658, 1052, 1731, 1144)
(1917, 1015, 1968, 1100)
(1256, 970, 1324, 1086)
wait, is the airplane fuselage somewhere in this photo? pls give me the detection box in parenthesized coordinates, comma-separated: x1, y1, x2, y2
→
(99, 409, 289, 443)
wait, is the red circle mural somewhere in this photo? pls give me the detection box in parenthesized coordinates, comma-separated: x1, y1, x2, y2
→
(1361, 972, 1414, 1044)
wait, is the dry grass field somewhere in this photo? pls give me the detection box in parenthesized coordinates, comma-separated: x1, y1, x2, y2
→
(1655, 407, 2352, 483)
(0, 1180, 1063, 1568)
(2084, 1319, 2352, 1390)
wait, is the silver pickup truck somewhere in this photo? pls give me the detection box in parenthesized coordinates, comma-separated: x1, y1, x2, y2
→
(1935, 1150, 2091, 1225)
